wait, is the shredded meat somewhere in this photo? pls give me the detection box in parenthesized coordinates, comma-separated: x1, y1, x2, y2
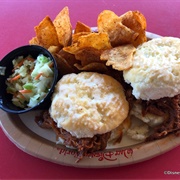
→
(145, 94, 180, 141)
(124, 86, 180, 141)
(35, 111, 111, 162)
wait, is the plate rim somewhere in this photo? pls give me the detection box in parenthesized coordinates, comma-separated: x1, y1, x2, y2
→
(1, 108, 180, 168)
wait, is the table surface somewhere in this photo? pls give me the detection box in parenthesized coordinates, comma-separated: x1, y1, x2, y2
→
(1, 0, 180, 179)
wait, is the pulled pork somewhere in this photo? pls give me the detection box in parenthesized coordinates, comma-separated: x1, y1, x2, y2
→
(145, 94, 180, 141)
(126, 87, 180, 141)
(35, 111, 111, 162)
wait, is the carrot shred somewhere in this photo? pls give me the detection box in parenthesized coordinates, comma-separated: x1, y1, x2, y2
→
(35, 73, 43, 80)
(18, 59, 25, 66)
(26, 57, 35, 62)
(10, 74, 21, 82)
(12, 59, 25, 72)
(19, 89, 32, 94)
(12, 56, 34, 72)
(17, 92, 26, 99)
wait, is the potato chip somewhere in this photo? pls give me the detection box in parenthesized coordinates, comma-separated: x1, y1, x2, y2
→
(97, 10, 147, 47)
(74, 21, 91, 34)
(121, 11, 146, 31)
(75, 47, 101, 66)
(48, 46, 61, 55)
(97, 10, 119, 33)
(74, 62, 108, 73)
(53, 6, 72, 47)
(63, 32, 112, 54)
(29, 37, 40, 46)
(55, 52, 79, 76)
(120, 11, 147, 47)
(75, 32, 111, 51)
(109, 22, 139, 47)
(100, 44, 136, 71)
(57, 49, 79, 68)
(72, 32, 91, 43)
(34, 16, 60, 49)
(30, 8, 147, 76)
(98, 11, 138, 47)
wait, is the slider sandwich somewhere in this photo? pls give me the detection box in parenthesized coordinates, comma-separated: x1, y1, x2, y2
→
(123, 37, 180, 141)
(36, 72, 129, 161)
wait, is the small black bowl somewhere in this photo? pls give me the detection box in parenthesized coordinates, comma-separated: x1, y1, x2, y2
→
(0, 45, 58, 114)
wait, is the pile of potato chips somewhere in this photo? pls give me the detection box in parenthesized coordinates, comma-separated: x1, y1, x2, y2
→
(29, 6, 147, 76)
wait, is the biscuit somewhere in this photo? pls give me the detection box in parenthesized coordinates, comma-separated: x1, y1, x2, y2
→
(123, 37, 180, 100)
(49, 72, 129, 138)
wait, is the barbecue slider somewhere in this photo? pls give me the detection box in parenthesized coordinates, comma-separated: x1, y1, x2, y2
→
(123, 37, 180, 141)
(49, 72, 129, 160)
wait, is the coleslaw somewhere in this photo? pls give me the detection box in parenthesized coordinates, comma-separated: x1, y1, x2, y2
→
(6, 54, 54, 108)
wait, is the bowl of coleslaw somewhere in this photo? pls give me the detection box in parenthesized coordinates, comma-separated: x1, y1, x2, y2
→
(0, 45, 58, 114)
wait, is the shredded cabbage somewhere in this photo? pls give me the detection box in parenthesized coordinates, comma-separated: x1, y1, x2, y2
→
(6, 54, 54, 108)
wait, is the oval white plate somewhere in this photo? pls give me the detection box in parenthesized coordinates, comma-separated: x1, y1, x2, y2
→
(1, 32, 180, 168)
